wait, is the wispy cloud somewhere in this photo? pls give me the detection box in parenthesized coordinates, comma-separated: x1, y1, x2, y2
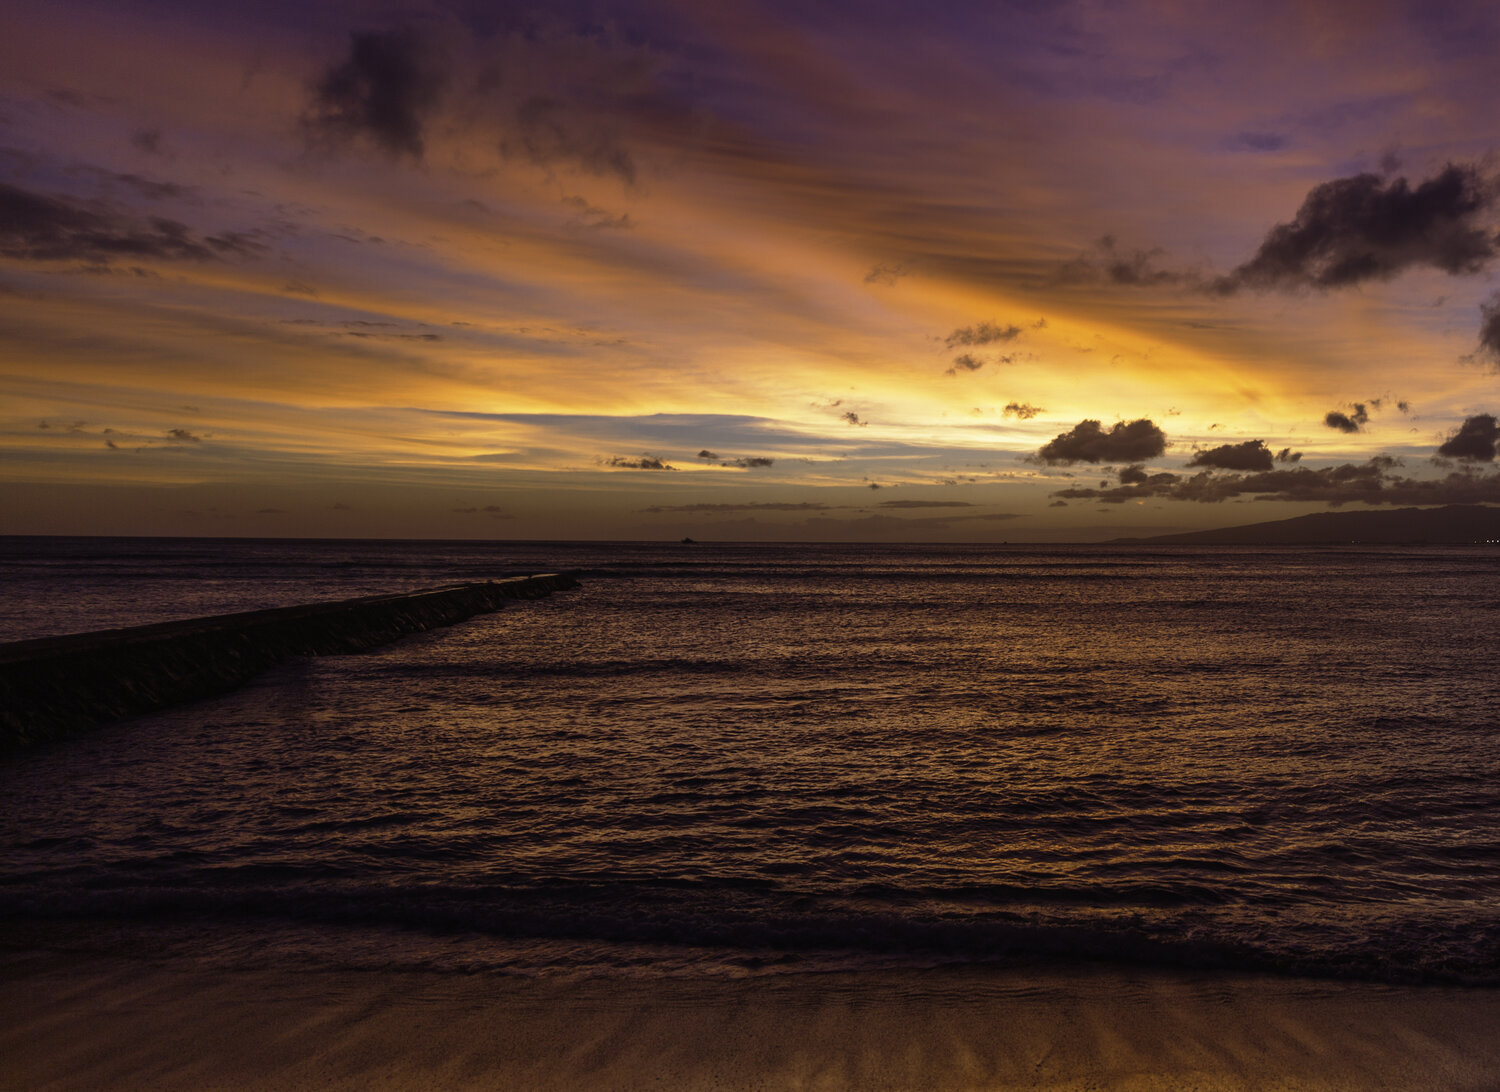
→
(0, 182, 263, 265)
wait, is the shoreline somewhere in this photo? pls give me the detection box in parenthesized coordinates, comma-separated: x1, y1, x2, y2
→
(4, 948, 1500, 1090)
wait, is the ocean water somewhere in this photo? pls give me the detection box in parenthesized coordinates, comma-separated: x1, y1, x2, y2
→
(2, 537, 1499, 984)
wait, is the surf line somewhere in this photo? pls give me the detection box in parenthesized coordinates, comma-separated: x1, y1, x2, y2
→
(0, 574, 579, 751)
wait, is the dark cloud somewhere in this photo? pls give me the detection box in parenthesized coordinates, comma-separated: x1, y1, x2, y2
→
(1053, 455, 1500, 507)
(1436, 414, 1499, 461)
(604, 454, 675, 470)
(1036, 418, 1168, 464)
(642, 502, 833, 513)
(877, 500, 976, 509)
(1215, 163, 1500, 293)
(945, 321, 1022, 349)
(697, 449, 720, 460)
(842, 411, 866, 427)
(1324, 404, 1370, 433)
(1085, 467, 1180, 498)
(946, 353, 984, 375)
(1275, 447, 1303, 463)
(0, 182, 263, 264)
(1002, 402, 1043, 419)
(1068, 165, 1500, 298)
(1477, 295, 1500, 368)
(1186, 439, 1275, 472)
(305, 29, 444, 159)
(164, 428, 201, 443)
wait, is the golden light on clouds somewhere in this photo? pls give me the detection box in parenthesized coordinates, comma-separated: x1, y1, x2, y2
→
(3, 0, 1500, 539)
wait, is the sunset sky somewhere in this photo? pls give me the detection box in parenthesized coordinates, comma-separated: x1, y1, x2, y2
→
(3, 0, 1499, 541)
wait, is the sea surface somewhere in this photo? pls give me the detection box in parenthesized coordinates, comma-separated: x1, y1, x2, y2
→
(2, 536, 1499, 984)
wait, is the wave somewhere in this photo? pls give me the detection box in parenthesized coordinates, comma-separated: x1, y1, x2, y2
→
(4, 879, 1497, 986)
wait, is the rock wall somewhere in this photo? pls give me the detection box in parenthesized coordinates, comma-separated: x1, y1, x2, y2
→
(0, 574, 578, 751)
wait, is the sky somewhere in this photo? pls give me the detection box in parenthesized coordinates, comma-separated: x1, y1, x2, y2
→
(2, 0, 1500, 542)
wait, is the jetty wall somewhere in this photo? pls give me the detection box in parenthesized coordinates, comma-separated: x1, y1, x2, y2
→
(0, 574, 578, 751)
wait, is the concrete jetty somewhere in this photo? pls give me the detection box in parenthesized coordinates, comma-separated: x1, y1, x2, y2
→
(0, 574, 578, 751)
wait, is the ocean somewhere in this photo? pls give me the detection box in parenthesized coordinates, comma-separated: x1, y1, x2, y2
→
(2, 536, 1499, 986)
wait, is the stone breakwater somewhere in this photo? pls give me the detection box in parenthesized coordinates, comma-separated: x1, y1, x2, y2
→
(0, 574, 578, 750)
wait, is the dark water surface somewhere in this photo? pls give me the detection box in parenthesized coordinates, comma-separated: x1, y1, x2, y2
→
(2, 537, 1499, 983)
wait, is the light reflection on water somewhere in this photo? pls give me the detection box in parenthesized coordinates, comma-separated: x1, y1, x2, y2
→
(2, 540, 1499, 982)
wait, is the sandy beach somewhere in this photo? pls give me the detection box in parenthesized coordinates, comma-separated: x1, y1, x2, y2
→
(5, 948, 1500, 1090)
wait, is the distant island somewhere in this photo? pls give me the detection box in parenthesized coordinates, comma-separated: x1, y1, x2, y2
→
(1110, 504, 1500, 546)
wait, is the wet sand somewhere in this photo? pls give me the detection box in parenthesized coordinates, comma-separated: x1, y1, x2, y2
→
(4, 951, 1499, 1090)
